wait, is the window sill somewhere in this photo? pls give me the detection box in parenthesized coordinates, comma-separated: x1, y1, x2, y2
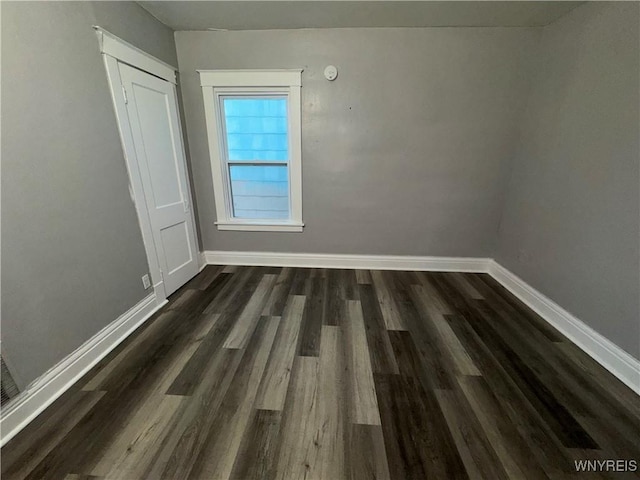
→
(215, 221, 304, 232)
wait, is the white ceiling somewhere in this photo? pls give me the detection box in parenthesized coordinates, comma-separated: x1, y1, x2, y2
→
(139, 1, 584, 31)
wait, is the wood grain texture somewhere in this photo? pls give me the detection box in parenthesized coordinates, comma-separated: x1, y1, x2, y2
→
(223, 274, 278, 348)
(3, 266, 638, 480)
(357, 284, 400, 375)
(189, 315, 280, 480)
(346, 300, 381, 425)
(411, 284, 481, 376)
(370, 270, 406, 330)
(349, 424, 390, 480)
(297, 276, 325, 357)
(256, 295, 306, 410)
(230, 409, 282, 480)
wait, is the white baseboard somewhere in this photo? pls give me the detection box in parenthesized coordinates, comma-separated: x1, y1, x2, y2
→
(2, 253, 636, 447)
(488, 261, 640, 395)
(203, 250, 639, 394)
(0, 293, 166, 447)
(202, 250, 491, 272)
(198, 251, 207, 272)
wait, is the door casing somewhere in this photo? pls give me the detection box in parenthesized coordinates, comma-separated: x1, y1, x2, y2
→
(95, 27, 201, 304)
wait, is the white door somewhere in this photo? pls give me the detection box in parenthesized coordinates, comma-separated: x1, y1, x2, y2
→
(119, 63, 199, 296)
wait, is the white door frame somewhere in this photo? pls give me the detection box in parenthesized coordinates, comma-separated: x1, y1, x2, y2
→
(94, 26, 200, 304)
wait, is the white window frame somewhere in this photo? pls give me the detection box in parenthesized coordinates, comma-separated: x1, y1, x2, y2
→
(199, 69, 304, 232)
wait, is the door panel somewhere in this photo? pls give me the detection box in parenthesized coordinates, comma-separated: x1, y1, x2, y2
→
(160, 222, 193, 274)
(129, 84, 183, 207)
(118, 63, 199, 296)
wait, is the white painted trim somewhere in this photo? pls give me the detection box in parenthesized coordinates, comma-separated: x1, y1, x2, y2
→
(93, 26, 176, 84)
(200, 70, 304, 232)
(0, 294, 166, 447)
(488, 261, 640, 395)
(198, 251, 207, 272)
(199, 69, 303, 87)
(202, 250, 491, 272)
(101, 54, 166, 303)
(215, 222, 304, 232)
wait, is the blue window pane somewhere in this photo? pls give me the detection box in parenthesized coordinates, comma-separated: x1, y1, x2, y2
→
(222, 97, 288, 161)
(229, 165, 289, 219)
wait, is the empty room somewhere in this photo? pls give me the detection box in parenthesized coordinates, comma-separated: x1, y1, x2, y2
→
(1, 1, 639, 478)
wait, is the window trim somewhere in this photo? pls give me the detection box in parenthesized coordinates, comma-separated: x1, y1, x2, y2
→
(199, 70, 304, 232)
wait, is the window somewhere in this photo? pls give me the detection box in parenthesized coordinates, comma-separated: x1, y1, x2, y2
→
(199, 70, 303, 232)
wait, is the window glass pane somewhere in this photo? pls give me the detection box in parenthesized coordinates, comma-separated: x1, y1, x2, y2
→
(222, 97, 288, 162)
(229, 164, 289, 219)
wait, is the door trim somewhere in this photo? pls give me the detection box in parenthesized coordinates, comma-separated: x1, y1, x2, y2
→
(94, 26, 176, 84)
(96, 27, 199, 303)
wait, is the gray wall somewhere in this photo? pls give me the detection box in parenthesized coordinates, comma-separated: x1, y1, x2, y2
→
(495, 2, 640, 358)
(1, 1, 177, 388)
(175, 27, 539, 256)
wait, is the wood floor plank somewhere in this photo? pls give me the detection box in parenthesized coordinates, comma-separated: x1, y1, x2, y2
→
(555, 342, 640, 419)
(166, 288, 200, 311)
(274, 326, 347, 480)
(370, 270, 406, 330)
(87, 314, 220, 477)
(570, 415, 640, 469)
(288, 267, 311, 296)
(445, 313, 579, 478)
(3, 266, 638, 480)
(390, 313, 455, 390)
(223, 274, 279, 348)
(355, 269, 372, 285)
(415, 272, 454, 314)
(324, 269, 345, 326)
(230, 409, 282, 480)
(34, 312, 226, 478)
(22, 392, 155, 479)
(188, 265, 223, 291)
(458, 375, 545, 480)
(470, 273, 565, 343)
(297, 276, 325, 356)
(374, 372, 469, 480)
(342, 269, 360, 301)
(82, 310, 180, 391)
(430, 273, 600, 450)
(469, 303, 600, 450)
(349, 424, 391, 480)
(149, 349, 245, 479)
(274, 355, 320, 480)
(181, 272, 234, 315)
(99, 395, 184, 479)
(346, 299, 381, 425)
(411, 284, 481, 376)
(358, 284, 400, 375)
(1, 391, 106, 480)
(449, 272, 484, 299)
(434, 388, 509, 480)
(167, 269, 265, 396)
(203, 266, 260, 315)
(314, 325, 347, 479)
(261, 267, 294, 316)
(188, 316, 280, 480)
(256, 295, 306, 410)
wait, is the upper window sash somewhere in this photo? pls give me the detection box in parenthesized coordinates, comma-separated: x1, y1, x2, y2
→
(215, 90, 291, 165)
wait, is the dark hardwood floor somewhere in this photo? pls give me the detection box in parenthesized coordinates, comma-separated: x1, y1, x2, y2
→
(2, 266, 639, 479)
